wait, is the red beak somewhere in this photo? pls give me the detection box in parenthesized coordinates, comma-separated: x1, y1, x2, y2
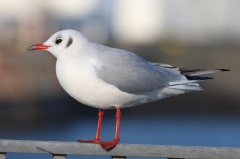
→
(27, 43, 51, 51)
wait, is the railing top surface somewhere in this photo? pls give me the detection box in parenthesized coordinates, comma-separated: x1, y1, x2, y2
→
(0, 139, 240, 159)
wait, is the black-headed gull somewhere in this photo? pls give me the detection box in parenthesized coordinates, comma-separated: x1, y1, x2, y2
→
(27, 29, 229, 150)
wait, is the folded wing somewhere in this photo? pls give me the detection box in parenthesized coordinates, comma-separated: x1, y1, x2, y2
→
(90, 44, 229, 94)
(91, 47, 188, 94)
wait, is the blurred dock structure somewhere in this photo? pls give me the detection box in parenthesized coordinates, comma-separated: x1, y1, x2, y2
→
(0, 139, 240, 159)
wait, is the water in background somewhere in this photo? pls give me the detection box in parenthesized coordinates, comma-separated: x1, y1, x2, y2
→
(2, 111, 240, 159)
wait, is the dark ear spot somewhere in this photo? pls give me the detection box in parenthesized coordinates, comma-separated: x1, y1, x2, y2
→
(66, 37, 73, 48)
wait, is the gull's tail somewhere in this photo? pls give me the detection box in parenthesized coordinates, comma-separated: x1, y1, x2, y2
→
(149, 62, 230, 91)
(179, 68, 230, 76)
(169, 68, 230, 91)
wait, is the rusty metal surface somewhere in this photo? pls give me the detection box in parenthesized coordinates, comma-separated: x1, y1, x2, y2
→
(0, 140, 240, 159)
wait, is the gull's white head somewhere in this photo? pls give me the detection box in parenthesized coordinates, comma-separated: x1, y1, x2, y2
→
(27, 29, 90, 57)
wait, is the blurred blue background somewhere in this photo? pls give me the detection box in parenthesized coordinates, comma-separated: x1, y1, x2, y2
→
(0, 0, 240, 159)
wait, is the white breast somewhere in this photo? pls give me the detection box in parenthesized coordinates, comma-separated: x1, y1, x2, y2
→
(55, 57, 136, 109)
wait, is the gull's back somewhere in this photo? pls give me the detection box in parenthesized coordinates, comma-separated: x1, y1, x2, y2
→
(87, 43, 189, 94)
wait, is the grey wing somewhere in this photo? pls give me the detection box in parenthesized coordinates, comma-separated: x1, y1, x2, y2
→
(91, 47, 187, 94)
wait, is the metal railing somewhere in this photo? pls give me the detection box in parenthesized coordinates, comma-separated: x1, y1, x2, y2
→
(0, 140, 240, 159)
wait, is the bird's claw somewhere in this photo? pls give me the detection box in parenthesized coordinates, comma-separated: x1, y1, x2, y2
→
(77, 139, 100, 143)
(95, 140, 119, 150)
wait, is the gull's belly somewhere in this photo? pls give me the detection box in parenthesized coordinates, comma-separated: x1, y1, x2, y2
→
(56, 60, 136, 109)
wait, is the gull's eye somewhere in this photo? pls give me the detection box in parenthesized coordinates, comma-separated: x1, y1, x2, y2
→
(56, 39, 62, 44)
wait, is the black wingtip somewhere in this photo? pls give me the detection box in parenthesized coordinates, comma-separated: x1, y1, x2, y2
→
(220, 69, 231, 72)
(202, 77, 214, 80)
(186, 75, 214, 80)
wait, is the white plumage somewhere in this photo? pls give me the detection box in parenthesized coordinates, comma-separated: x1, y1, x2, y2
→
(27, 29, 229, 109)
(27, 29, 229, 150)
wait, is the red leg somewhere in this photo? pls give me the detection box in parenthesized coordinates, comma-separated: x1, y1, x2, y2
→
(96, 107, 121, 150)
(77, 109, 103, 143)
